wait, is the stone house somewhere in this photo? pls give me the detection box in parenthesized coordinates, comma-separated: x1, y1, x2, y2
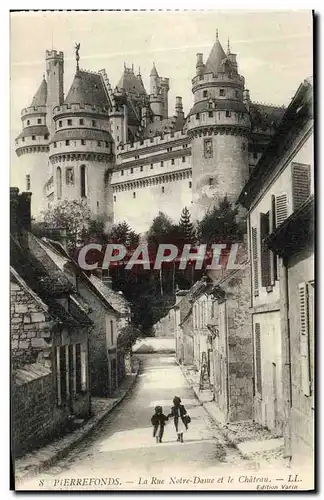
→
(10, 189, 92, 458)
(34, 237, 131, 397)
(207, 263, 253, 423)
(266, 196, 314, 468)
(238, 77, 313, 435)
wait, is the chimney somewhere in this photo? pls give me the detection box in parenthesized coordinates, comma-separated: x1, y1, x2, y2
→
(196, 53, 204, 75)
(175, 96, 184, 117)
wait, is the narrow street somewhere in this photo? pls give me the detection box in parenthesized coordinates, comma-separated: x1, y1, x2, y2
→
(19, 354, 254, 491)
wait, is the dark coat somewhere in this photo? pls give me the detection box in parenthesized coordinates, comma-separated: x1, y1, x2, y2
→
(151, 413, 168, 427)
(169, 404, 188, 430)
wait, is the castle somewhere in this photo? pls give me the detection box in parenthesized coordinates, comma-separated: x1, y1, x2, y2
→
(15, 32, 286, 233)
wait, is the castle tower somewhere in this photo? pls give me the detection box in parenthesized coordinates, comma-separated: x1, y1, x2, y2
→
(49, 51, 114, 224)
(15, 75, 51, 218)
(45, 50, 64, 136)
(159, 77, 170, 119)
(186, 33, 251, 220)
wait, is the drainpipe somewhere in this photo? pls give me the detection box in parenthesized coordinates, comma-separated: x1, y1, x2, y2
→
(280, 258, 292, 463)
(224, 300, 230, 421)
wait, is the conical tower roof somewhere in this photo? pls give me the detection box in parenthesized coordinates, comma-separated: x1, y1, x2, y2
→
(150, 63, 159, 77)
(30, 76, 47, 107)
(204, 39, 227, 74)
(64, 70, 109, 107)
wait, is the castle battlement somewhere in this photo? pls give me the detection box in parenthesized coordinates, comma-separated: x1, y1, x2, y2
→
(53, 103, 109, 117)
(46, 50, 64, 59)
(118, 129, 187, 153)
(160, 77, 170, 86)
(192, 72, 245, 88)
(21, 105, 47, 117)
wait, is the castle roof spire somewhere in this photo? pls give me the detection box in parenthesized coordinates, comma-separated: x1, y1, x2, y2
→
(205, 34, 226, 74)
(227, 37, 231, 55)
(216, 29, 219, 41)
(75, 42, 80, 72)
(150, 62, 159, 77)
(30, 76, 48, 107)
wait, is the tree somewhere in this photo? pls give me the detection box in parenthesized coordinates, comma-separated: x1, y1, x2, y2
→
(41, 199, 91, 252)
(197, 196, 242, 245)
(108, 221, 140, 247)
(146, 212, 175, 247)
(178, 206, 196, 243)
(80, 216, 109, 245)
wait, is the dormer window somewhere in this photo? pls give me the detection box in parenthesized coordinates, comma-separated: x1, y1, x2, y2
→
(208, 102, 213, 109)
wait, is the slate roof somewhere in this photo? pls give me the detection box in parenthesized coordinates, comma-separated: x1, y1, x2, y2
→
(249, 103, 286, 131)
(117, 69, 147, 96)
(89, 275, 130, 316)
(16, 125, 49, 140)
(142, 115, 185, 138)
(65, 70, 110, 107)
(204, 39, 227, 74)
(30, 77, 47, 107)
(188, 99, 247, 117)
(50, 128, 113, 144)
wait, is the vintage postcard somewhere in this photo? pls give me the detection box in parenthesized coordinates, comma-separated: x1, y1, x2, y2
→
(10, 9, 314, 492)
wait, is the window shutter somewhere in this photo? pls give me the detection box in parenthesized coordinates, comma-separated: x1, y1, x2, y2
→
(299, 283, 311, 396)
(260, 212, 271, 287)
(292, 163, 311, 211)
(252, 227, 259, 296)
(255, 323, 262, 395)
(270, 196, 278, 283)
(275, 193, 288, 226)
(76, 344, 82, 393)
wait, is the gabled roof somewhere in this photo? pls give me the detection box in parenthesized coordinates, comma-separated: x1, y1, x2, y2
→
(89, 275, 130, 315)
(30, 77, 47, 107)
(65, 70, 109, 107)
(205, 39, 227, 74)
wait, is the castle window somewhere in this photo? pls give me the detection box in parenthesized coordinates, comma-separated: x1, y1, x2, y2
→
(208, 102, 213, 109)
(97, 141, 101, 146)
(204, 139, 213, 158)
(182, 144, 187, 149)
(140, 166, 143, 172)
(199, 75, 204, 80)
(79, 119, 84, 125)
(81, 139, 86, 145)
(32, 135, 36, 140)
(57, 167, 62, 199)
(27, 120, 30, 126)
(171, 159, 175, 165)
(220, 89, 225, 96)
(135, 155, 139, 159)
(92, 120, 96, 127)
(59, 121, 62, 127)
(167, 147, 172, 152)
(54, 142, 57, 148)
(37, 118, 42, 124)
(117, 136, 120, 142)
(208, 111, 213, 118)
(121, 170, 124, 176)
(209, 178, 213, 186)
(150, 164, 153, 169)
(161, 161, 164, 167)
(182, 157, 186, 163)
(105, 141, 109, 148)
(203, 90, 208, 97)
(117, 126, 119, 130)
(189, 181, 192, 188)
(196, 113, 200, 120)
(235, 90, 239, 98)
(65, 140, 70, 146)
(133, 192, 136, 199)
(44, 134, 49, 140)
(162, 186, 165, 193)
(131, 168, 134, 173)
(68, 119, 72, 126)
(80, 165, 86, 198)
(114, 195, 116, 202)
(22, 137, 25, 142)
(226, 111, 231, 117)
(97, 201, 99, 211)
(26, 175, 31, 191)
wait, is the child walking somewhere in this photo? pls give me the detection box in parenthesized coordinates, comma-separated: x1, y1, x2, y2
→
(151, 406, 168, 443)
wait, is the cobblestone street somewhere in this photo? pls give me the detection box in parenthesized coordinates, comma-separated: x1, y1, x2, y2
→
(18, 354, 257, 491)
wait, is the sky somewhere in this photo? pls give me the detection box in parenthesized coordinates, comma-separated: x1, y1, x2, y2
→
(10, 10, 313, 183)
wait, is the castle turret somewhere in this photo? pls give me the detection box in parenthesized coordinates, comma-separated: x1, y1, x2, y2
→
(150, 63, 159, 95)
(49, 49, 114, 223)
(160, 77, 170, 119)
(46, 50, 64, 136)
(186, 32, 251, 219)
(15, 74, 50, 218)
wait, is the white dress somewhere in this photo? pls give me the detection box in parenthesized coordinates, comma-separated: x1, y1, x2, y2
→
(174, 408, 187, 433)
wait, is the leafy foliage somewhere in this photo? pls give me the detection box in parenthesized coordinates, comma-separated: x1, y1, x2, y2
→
(197, 196, 242, 244)
(108, 221, 140, 247)
(178, 206, 196, 243)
